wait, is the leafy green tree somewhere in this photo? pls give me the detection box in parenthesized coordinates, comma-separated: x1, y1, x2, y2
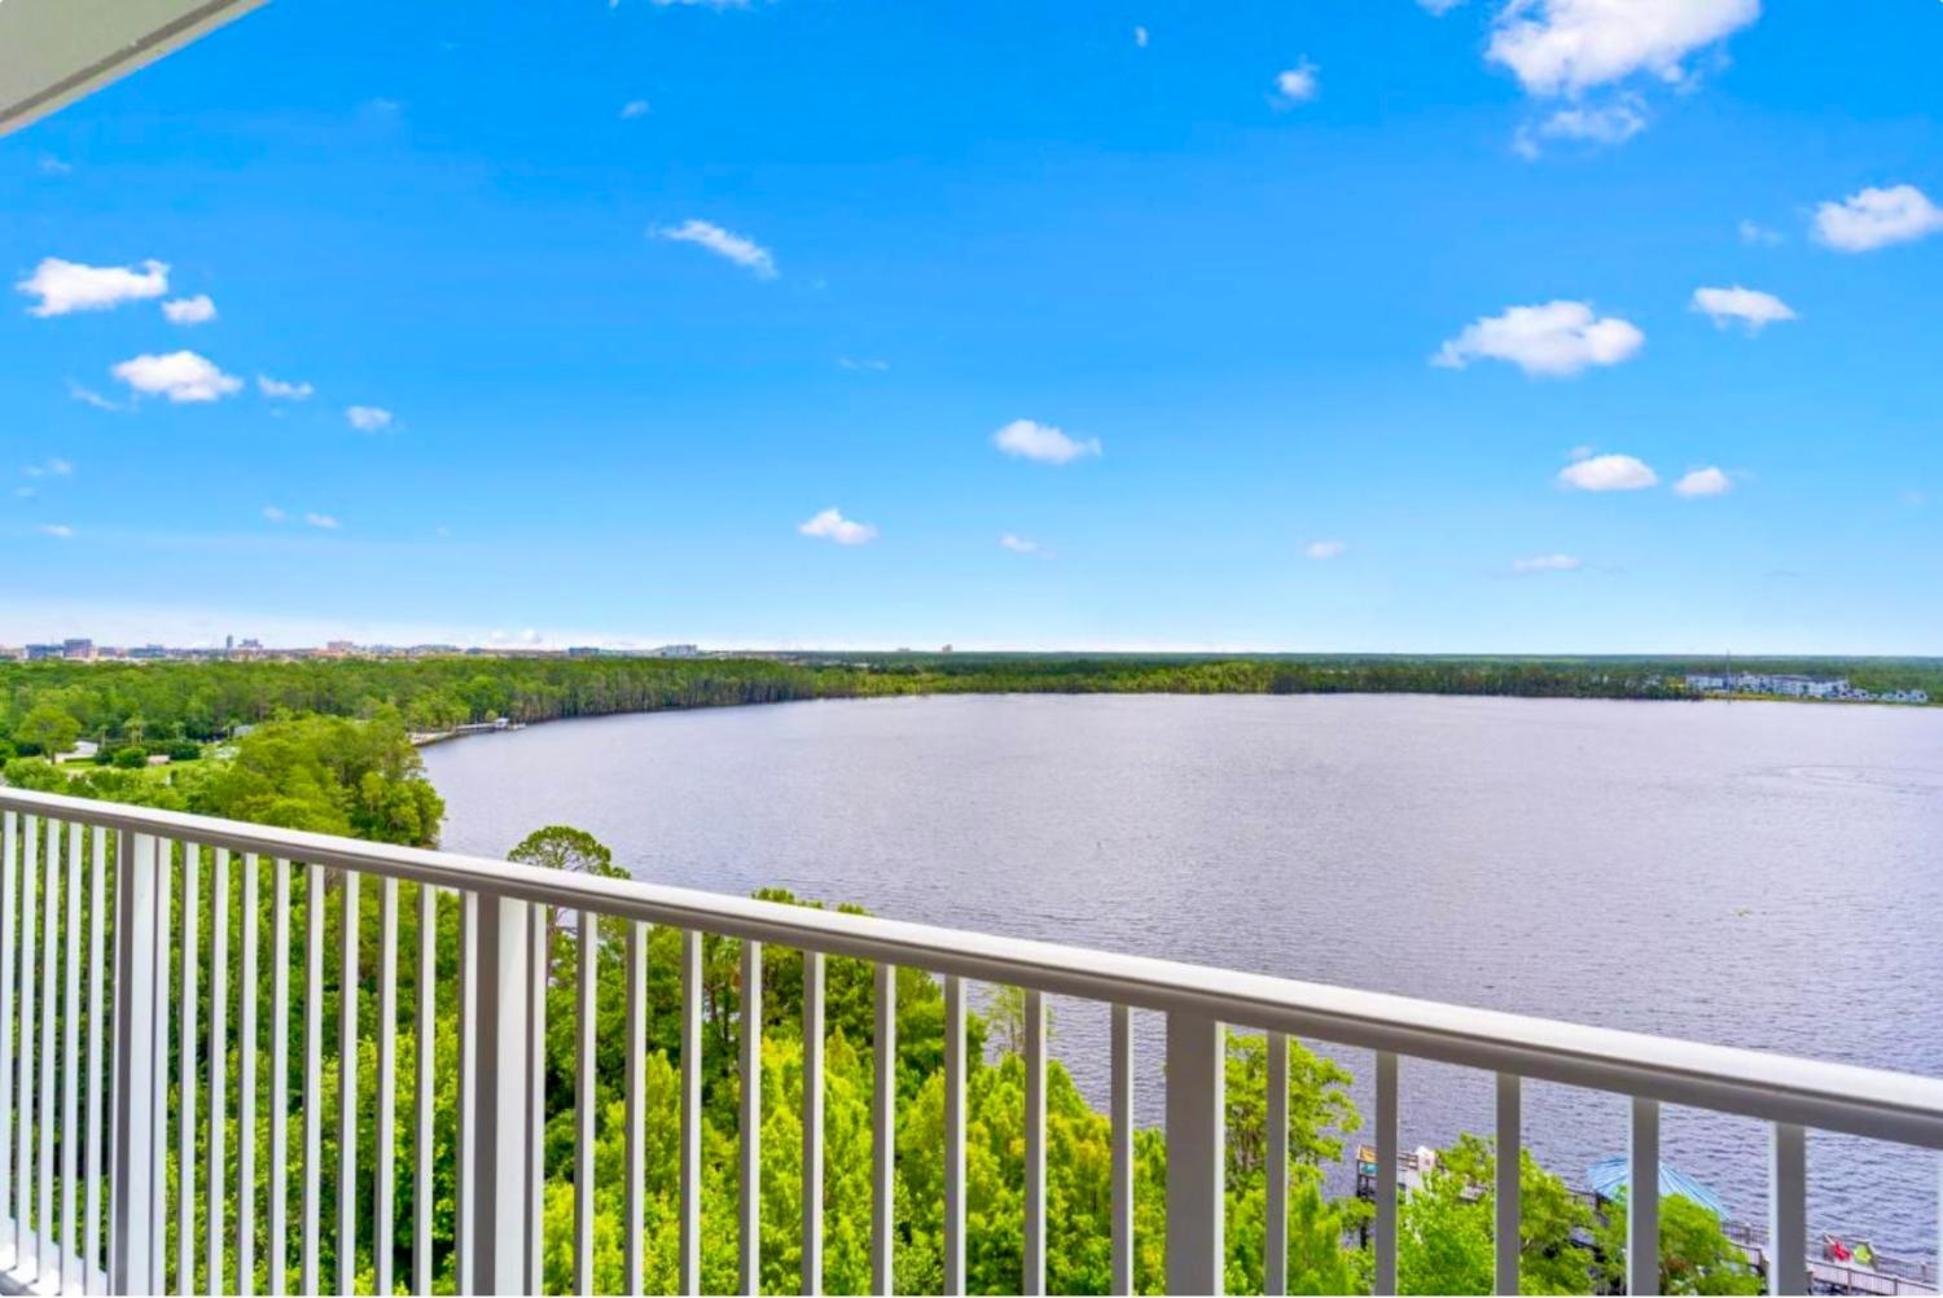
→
(509, 824, 625, 878)
(1392, 1133, 1598, 1295)
(192, 712, 444, 845)
(1, 755, 68, 792)
(15, 700, 81, 755)
(1595, 1191, 1763, 1295)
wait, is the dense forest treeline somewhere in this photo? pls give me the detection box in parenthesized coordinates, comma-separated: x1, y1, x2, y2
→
(2, 650, 1935, 756)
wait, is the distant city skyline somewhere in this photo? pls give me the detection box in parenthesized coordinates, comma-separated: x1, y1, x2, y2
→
(3, 1, 1939, 653)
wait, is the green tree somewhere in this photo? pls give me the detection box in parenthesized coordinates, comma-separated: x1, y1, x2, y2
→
(191, 712, 445, 845)
(1394, 1133, 1598, 1295)
(509, 824, 625, 878)
(15, 700, 81, 755)
(1595, 1192, 1763, 1295)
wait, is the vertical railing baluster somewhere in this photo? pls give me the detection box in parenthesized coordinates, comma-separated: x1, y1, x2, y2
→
(736, 938, 762, 1295)
(148, 840, 172, 1295)
(14, 816, 35, 1269)
(869, 960, 892, 1297)
(1110, 1004, 1132, 1297)
(84, 828, 107, 1296)
(61, 822, 82, 1292)
(177, 841, 200, 1296)
(0, 812, 15, 1263)
(1495, 1072, 1521, 1296)
(525, 904, 547, 1297)
(471, 894, 533, 1293)
(39, 819, 60, 1283)
(456, 892, 476, 1297)
(626, 923, 648, 1297)
(576, 910, 597, 1296)
(208, 849, 231, 1294)
(678, 929, 702, 1295)
(1024, 989, 1046, 1296)
(239, 854, 260, 1297)
(269, 860, 291, 1298)
(108, 833, 158, 1295)
(1769, 1123, 1806, 1296)
(801, 949, 824, 1298)
(338, 871, 359, 1298)
(376, 877, 398, 1298)
(1373, 1051, 1398, 1297)
(1265, 1032, 1289, 1297)
(943, 973, 965, 1296)
(413, 885, 435, 1298)
(1629, 1096, 1660, 1298)
(1163, 1012, 1225, 1296)
(302, 863, 323, 1297)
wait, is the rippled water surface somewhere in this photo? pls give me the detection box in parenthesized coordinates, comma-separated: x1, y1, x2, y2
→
(425, 694, 1943, 1256)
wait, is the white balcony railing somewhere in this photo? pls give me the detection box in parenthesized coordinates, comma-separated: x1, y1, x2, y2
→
(0, 784, 1940, 1296)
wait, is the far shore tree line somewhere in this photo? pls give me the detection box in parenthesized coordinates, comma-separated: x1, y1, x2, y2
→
(1, 651, 1936, 764)
(0, 687, 1771, 1294)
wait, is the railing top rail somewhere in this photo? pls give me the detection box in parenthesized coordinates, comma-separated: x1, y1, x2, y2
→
(6, 784, 1943, 1149)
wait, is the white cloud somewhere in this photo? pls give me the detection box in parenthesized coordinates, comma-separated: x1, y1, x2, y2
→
(37, 524, 75, 540)
(258, 375, 315, 400)
(838, 357, 890, 372)
(263, 505, 288, 523)
(798, 508, 878, 545)
(66, 381, 124, 412)
(1691, 285, 1795, 332)
(653, 219, 777, 279)
(1274, 61, 1320, 104)
(161, 294, 217, 325)
(1738, 219, 1783, 246)
(22, 458, 73, 479)
(17, 257, 169, 317)
(999, 533, 1043, 555)
(1512, 553, 1582, 573)
(304, 512, 340, 530)
(1487, 0, 1760, 97)
(346, 405, 394, 432)
(620, 99, 651, 119)
(1518, 97, 1646, 156)
(1419, 0, 1467, 13)
(1133, 25, 1149, 47)
(1305, 539, 1347, 560)
(993, 419, 1102, 465)
(110, 351, 242, 403)
(1673, 466, 1733, 497)
(1558, 452, 1658, 491)
(1813, 185, 1943, 253)
(1434, 300, 1643, 377)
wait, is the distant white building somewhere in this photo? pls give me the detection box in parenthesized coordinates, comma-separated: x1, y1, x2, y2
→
(1685, 672, 1925, 706)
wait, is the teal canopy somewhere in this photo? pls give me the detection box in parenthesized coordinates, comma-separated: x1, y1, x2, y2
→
(1585, 1158, 1729, 1219)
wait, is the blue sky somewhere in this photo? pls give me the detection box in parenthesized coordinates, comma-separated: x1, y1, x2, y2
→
(2, 0, 1938, 652)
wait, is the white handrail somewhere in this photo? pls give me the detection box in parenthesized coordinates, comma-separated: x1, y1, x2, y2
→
(4, 784, 1942, 1153)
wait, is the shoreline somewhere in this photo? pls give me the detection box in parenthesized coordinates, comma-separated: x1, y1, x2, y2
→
(409, 684, 1939, 747)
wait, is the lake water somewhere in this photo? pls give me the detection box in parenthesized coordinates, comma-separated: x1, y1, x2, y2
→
(424, 693, 1943, 1258)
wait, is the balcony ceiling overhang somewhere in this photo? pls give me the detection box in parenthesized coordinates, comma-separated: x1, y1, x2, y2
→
(0, 0, 265, 137)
